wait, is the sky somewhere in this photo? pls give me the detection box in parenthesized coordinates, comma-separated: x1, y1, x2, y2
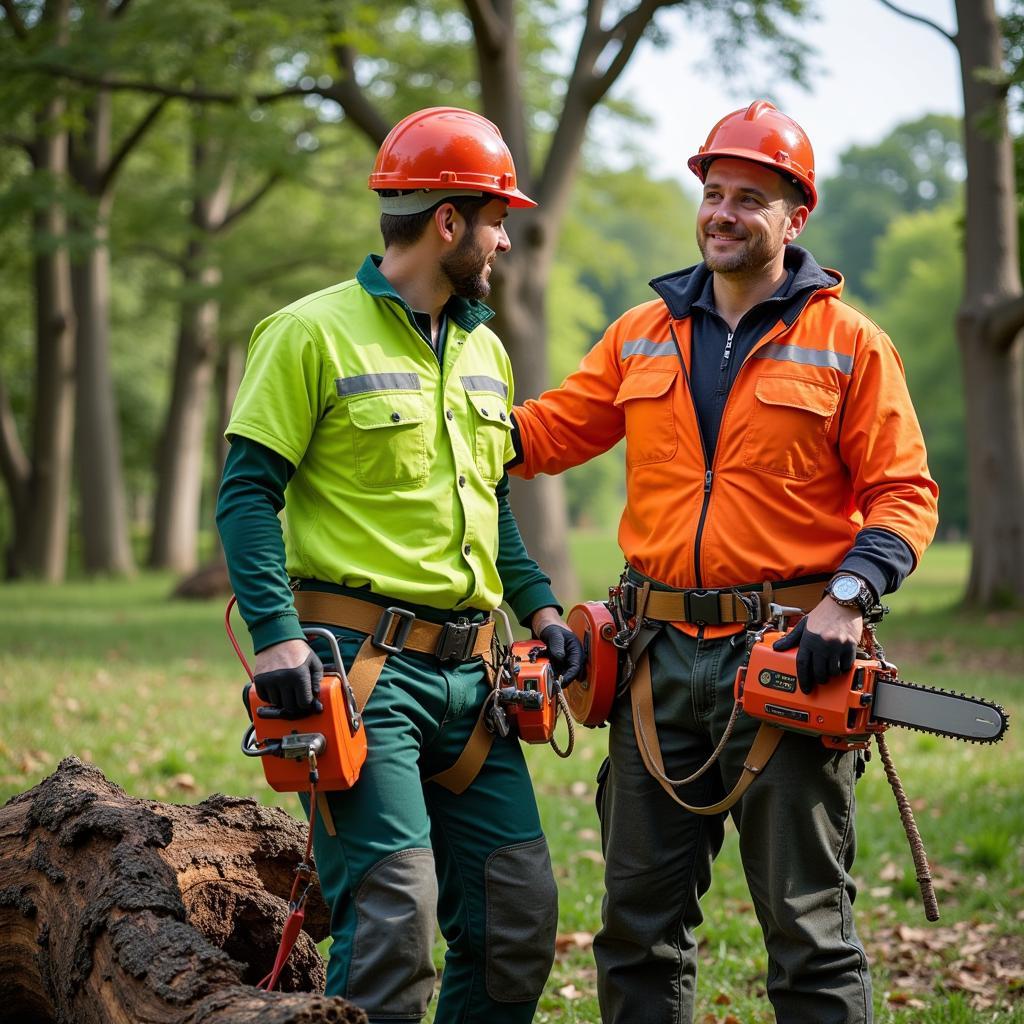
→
(614, 0, 964, 196)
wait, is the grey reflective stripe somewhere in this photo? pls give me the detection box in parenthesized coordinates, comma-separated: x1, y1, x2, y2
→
(336, 372, 422, 397)
(460, 374, 509, 397)
(621, 338, 676, 359)
(753, 343, 854, 375)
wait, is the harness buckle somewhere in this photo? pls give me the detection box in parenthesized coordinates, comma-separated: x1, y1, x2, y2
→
(684, 589, 722, 626)
(373, 606, 416, 653)
(436, 617, 480, 663)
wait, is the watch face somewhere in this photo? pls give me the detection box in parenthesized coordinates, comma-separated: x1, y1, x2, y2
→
(831, 576, 862, 602)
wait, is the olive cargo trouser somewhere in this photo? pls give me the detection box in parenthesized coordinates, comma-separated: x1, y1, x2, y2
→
(594, 626, 872, 1024)
(305, 619, 557, 1024)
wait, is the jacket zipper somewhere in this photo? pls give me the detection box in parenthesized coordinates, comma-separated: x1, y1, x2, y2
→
(668, 323, 713, 588)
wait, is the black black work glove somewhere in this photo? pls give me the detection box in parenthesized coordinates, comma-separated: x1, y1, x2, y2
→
(253, 649, 324, 718)
(772, 617, 856, 695)
(539, 623, 584, 685)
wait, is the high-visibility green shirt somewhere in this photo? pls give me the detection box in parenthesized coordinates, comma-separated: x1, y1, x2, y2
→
(221, 255, 556, 650)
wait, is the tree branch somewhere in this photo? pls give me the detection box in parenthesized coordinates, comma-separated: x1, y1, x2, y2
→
(15, 61, 315, 105)
(110, 0, 134, 18)
(988, 293, 1024, 352)
(216, 171, 283, 233)
(99, 95, 169, 194)
(325, 39, 389, 145)
(875, 0, 955, 43)
(1, 0, 29, 41)
(463, 0, 504, 56)
(592, 0, 681, 101)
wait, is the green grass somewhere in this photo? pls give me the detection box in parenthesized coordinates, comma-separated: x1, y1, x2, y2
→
(2, 542, 1022, 1022)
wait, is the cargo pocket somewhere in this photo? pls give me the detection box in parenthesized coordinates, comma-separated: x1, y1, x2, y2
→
(347, 391, 428, 488)
(465, 388, 513, 486)
(741, 374, 839, 480)
(485, 836, 558, 1002)
(613, 370, 679, 467)
(346, 848, 438, 1016)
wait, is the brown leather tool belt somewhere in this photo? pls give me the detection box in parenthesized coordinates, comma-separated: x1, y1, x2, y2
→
(619, 573, 831, 627)
(291, 589, 494, 662)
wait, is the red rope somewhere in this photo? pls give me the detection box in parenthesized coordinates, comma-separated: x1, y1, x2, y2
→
(257, 771, 321, 991)
(225, 594, 254, 682)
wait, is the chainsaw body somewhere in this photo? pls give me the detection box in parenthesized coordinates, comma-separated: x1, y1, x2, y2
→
(499, 640, 560, 743)
(243, 627, 367, 791)
(736, 629, 892, 750)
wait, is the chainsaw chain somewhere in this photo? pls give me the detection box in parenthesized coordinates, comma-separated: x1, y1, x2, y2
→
(884, 676, 1010, 744)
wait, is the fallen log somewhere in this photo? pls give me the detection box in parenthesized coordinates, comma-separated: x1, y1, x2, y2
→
(0, 757, 366, 1024)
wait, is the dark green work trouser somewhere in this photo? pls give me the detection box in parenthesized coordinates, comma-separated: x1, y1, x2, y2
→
(305, 624, 557, 1024)
(594, 626, 872, 1024)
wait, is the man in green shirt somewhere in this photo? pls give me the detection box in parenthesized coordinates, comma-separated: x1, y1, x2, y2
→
(217, 107, 581, 1023)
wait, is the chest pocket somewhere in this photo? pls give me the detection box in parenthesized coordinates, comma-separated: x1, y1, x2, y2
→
(613, 369, 679, 468)
(464, 386, 512, 486)
(347, 390, 428, 488)
(741, 374, 840, 480)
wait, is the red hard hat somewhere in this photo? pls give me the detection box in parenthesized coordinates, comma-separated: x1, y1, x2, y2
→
(369, 106, 536, 209)
(688, 100, 817, 211)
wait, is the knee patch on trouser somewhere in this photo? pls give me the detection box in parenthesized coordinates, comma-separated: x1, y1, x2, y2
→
(484, 836, 558, 1003)
(347, 848, 438, 1017)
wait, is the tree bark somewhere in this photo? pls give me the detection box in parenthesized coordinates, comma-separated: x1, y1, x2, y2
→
(953, 0, 1024, 606)
(2, 0, 77, 582)
(0, 378, 31, 579)
(0, 757, 367, 1024)
(71, 87, 136, 576)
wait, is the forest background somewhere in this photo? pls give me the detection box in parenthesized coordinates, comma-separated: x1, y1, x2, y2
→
(2, 0, 1023, 606)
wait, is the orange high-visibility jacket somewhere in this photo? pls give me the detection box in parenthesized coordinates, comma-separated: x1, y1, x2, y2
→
(512, 266, 938, 621)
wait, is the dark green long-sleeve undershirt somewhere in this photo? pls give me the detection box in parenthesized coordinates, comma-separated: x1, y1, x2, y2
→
(216, 436, 559, 652)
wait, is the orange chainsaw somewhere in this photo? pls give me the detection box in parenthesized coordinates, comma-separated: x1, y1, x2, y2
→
(736, 613, 1008, 749)
(227, 600, 367, 792)
(486, 610, 575, 756)
(564, 598, 1009, 748)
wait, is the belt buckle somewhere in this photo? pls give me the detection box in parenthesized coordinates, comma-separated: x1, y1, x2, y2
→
(684, 589, 722, 626)
(436, 617, 479, 663)
(373, 606, 415, 653)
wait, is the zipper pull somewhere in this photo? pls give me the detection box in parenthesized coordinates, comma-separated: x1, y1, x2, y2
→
(704, 469, 713, 492)
(719, 332, 734, 372)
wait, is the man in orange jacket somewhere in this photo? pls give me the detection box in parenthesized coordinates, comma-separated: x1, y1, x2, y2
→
(509, 101, 938, 1023)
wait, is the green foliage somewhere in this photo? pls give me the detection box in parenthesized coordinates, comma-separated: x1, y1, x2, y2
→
(860, 203, 966, 534)
(801, 115, 963, 298)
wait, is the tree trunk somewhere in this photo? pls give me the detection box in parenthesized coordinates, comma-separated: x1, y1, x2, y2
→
(149, 254, 220, 572)
(0, 379, 31, 579)
(489, 220, 579, 602)
(0, 757, 366, 1024)
(954, 0, 1024, 606)
(71, 85, 135, 576)
(3, 0, 77, 583)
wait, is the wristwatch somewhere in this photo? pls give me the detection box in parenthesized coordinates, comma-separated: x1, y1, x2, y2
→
(825, 574, 875, 616)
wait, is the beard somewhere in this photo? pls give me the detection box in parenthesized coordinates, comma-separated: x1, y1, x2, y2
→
(440, 230, 492, 300)
(697, 223, 778, 275)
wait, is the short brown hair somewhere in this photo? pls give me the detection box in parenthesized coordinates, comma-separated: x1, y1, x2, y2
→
(379, 193, 494, 249)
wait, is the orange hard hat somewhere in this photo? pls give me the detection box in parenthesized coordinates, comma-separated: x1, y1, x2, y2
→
(369, 106, 536, 211)
(688, 100, 817, 211)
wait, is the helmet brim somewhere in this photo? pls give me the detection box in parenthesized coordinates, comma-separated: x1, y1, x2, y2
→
(687, 148, 816, 210)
